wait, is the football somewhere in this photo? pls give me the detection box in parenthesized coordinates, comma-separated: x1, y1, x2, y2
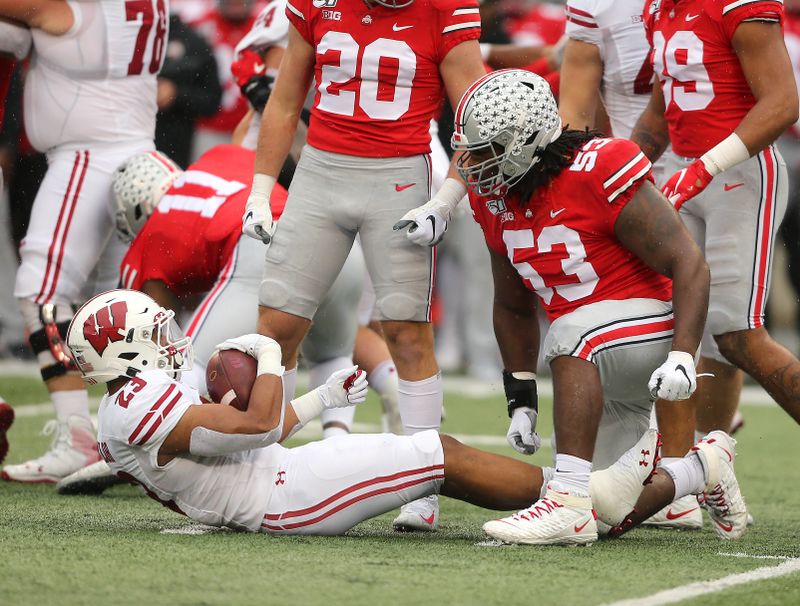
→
(205, 349, 258, 411)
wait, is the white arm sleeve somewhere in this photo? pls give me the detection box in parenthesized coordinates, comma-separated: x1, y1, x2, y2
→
(188, 399, 287, 456)
(189, 424, 282, 456)
(0, 21, 32, 59)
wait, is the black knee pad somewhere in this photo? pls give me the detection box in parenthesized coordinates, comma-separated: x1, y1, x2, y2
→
(29, 321, 74, 381)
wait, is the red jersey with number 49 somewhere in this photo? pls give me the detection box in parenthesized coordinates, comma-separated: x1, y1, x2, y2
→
(285, 0, 481, 157)
(120, 145, 287, 297)
(469, 138, 673, 321)
(644, 0, 784, 157)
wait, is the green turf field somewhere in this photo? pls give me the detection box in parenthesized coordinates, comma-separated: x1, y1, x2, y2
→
(1, 374, 798, 606)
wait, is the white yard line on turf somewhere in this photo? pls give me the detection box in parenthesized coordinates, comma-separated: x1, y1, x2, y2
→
(602, 556, 800, 606)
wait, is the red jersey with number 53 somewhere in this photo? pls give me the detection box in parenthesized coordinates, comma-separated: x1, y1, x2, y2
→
(644, 0, 784, 157)
(469, 138, 673, 321)
(285, 0, 481, 157)
(120, 145, 287, 297)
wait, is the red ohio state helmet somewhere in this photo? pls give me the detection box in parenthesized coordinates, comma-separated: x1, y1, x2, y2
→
(66, 290, 192, 384)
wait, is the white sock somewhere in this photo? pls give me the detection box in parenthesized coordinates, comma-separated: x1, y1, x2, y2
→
(52, 390, 90, 424)
(553, 454, 592, 495)
(540, 466, 555, 499)
(663, 452, 707, 499)
(282, 368, 297, 408)
(659, 456, 681, 468)
(309, 357, 356, 439)
(397, 373, 443, 435)
(368, 360, 397, 394)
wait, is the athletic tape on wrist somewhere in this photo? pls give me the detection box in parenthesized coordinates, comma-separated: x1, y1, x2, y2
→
(700, 133, 749, 176)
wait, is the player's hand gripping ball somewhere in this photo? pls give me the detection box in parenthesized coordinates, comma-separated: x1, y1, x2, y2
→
(206, 349, 258, 411)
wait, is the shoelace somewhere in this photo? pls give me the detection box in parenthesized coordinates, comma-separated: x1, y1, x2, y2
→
(705, 483, 730, 514)
(513, 497, 562, 521)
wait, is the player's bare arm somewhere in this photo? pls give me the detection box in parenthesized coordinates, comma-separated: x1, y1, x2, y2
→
(630, 82, 670, 163)
(732, 21, 799, 154)
(489, 248, 540, 371)
(481, 44, 554, 70)
(254, 25, 314, 179)
(0, 0, 73, 35)
(614, 181, 709, 356)
(558, 39, 603, 131)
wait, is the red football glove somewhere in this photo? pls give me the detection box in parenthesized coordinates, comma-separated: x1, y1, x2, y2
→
(660, 159, 714, 210)
(230, 49, 266, 87)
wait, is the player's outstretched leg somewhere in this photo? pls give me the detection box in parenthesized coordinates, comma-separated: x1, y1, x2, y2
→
(611, 430, 748, 539)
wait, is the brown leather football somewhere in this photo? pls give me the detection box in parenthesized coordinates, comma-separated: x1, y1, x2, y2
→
(205, 349, 257, 411)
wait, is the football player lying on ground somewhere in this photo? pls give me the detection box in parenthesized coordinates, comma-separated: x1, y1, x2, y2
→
(66, 288, 670, 537)
(397, 70, 748, 545)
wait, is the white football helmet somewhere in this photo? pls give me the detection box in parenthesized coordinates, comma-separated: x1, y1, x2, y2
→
(66, 290, 192, 385)
(112, 151, 182, 242)
(451, 69, 562, 196)
(370, 0, 414, 7)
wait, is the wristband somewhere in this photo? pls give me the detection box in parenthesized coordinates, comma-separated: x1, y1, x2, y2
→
(251, 173, 277, 200)
(289, 389, 325, 426)
(433, 178, 467, 213)
(699, 133, 749, 177)
(503, 370, 538, 418)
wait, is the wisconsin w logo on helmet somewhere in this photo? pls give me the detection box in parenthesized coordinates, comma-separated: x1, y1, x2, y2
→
(83, 301, 128, 355)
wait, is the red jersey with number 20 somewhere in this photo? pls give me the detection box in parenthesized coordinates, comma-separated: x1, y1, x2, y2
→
(469, 138, 673, 321)
(285, 0, 481, 157)
(120, 145, 287, 296)
(644, 0, 784, 157)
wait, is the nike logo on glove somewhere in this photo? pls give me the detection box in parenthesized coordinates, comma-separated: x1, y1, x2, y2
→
(244, 211, 254, 222)
(676, 364, 691, 384)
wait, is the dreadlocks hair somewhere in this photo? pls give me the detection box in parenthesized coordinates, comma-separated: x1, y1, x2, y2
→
(510, 127, 604, 206)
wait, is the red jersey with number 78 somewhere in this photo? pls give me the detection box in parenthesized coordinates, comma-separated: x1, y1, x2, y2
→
(469, 138, 672, 321)
(285, 0, 481, 157)
(644, 0, 784, 157)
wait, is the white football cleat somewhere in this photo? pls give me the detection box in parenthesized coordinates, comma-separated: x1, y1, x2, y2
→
(483, 482, 597, 546)
(643, 494, 703, 529)
(692, 431, 748, 539)
(57, 459, 124, 495)
(393, 495, 439, 532)
(1, 416, 101, 483)
(589, 428, 661, 526)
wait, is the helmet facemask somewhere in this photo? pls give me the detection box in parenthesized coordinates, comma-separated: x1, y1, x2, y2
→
(370, 0, 415, 8)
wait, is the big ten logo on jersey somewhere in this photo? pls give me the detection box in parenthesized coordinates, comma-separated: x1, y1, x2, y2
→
(124, 0, 168, 76)
(569, 138, 612, 173)
(157, 171, 247, 218)
(323, 10, 342, 20)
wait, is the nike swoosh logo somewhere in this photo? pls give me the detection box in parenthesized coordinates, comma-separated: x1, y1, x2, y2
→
(426, 215, 436, 237)
(421, 512, 436, 525)
(393, 24, 414, 31)
(686, 13, 700, 21)
(714, 518, 734, 532)
(395, 183, 415, 192)
(574, 519, 592, 533)
(665, 507, 698, 520)
(244, 211, 253, 222)
(550, 208, 566, 219)
(253, 62, 265, 74)
(724, 183, 744, 191)
(676, 364, 691, 385)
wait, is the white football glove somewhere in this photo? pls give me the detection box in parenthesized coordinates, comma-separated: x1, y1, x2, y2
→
(507, 406, 542, 455)
(216, 334, 279, 359)
(648, 351, 697, 401)
(392, 178, 466, 247)
(242, 174, 276, 243)
(318, 366, 369, 409)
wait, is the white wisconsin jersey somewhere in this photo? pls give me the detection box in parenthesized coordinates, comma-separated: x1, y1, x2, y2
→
(234, 0, 290, 56)
(24, 0, 167, 152)
(96, 370, 281, 532)
(565, 0, 650, 140)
